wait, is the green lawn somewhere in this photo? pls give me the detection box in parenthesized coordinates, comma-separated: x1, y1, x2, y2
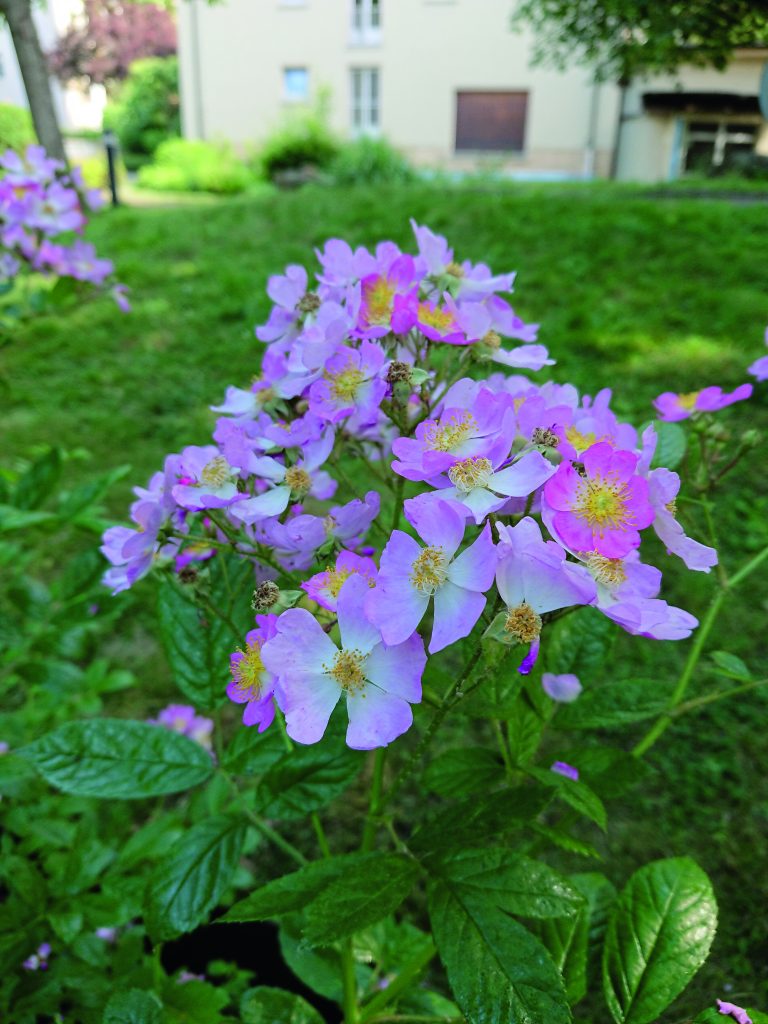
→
(4, 182, 768, 1020)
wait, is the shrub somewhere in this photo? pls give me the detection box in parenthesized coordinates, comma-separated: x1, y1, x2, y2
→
(137, 138, 255, 194)
(256, 107, 340, 182)
(0, 103, 35, 153)
(328, 135, 416, 186)
(104, 55, 180, 170)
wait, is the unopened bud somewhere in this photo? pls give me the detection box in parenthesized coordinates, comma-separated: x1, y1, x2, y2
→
(532, 427, 559, 449)
(741, 428, 761, 449)
(386, 360, 413, 386)
(252, 580, 280, 612)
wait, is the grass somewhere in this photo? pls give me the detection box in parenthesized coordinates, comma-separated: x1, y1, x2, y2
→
(3, 181, 768, 1020)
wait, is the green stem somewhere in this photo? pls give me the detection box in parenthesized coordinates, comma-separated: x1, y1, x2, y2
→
(313, 813, 332, 858)
(391, 475, 405, 533)
(361, 748, 387, 852)
(671, 678, 768, 717)
(633, 541, 768, 758)
(341, 939, 360, 1024)
(220, 771, 307, 866)
(366, 1017, 464, 1024)
(359, 943, 438, 1023)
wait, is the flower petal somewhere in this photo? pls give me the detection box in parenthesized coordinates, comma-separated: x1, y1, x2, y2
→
(345, 683, 413, 749)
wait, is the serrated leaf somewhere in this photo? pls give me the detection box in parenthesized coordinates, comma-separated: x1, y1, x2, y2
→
(529, 766, 607, 830)
(602, 857, 717, 1024)
(546, 606, 616, 677)
(531, 824, 602, 860)
(553, 678, 674, 730)
(429, 878, 571, 1024)
(423, 746, 505, 798)
(240, 987, 325, 1024)
(304, 854, 419, 944)
(103, 989, 163, 1024)
(146, 815, 246, 941)
(506, 695, 545, 765)
(256, 743, 362, 820)
(279, 918, 346, 1002)
(535, 902, 589, 1006)
(434, 847, 584, 920)
(162, 977, 229, 1023)
(222, 726, 286, 776)
(21, 720, 214, 798)
(556, 747, 649, 800)
(224, 854, 369, 923)
(650, 420, 687, 470)
(0, 504, 57, 532)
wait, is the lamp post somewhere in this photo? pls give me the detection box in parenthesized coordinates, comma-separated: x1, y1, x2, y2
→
(103, 129, 119, 207)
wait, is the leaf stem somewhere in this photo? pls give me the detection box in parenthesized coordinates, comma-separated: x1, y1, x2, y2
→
(219, 771, 307, 865)
(341, 939, 360, 1024)
(359, 943, 438, 1023)
(361, 748, 387, 852)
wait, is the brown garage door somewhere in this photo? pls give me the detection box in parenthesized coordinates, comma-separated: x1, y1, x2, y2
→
(455, 91, 528, 152)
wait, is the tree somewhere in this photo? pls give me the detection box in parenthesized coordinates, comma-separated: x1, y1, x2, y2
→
(49, 0, 176, 90)
(0, 0, 66, 160)
(513, 0, 768, 83)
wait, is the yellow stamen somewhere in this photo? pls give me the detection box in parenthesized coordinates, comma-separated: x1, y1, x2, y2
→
(419, 303, 456, 333)
(324, 566, 375, 599)
(327, 364, 365, 403)
(201, 455, 231, 489)
(573, 474, 634, 535)
(232, 640, 266, 700)
(448, 456, 493, 493)
(665, 499, 678, 517)
(586, 553, 627, 586)
(411, 546, 449, 595)
(482, 330, 501, 349)
(363, 276, 395, 325)
(425, 412, 476, 453)
(565, 425, 598, 453)
(285, 466, 312, 494)
(504, 603, 543, 643)
(446, 261, 465, 278)
(326, 648, 367, 692)
(678, 391, 700, 411)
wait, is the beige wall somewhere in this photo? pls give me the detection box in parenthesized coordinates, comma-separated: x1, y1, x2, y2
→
(178, 0, 621, 175)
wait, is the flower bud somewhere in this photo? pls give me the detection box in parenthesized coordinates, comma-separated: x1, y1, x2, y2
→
(251, 580, 280, 612)
(386, 360, 412, 386)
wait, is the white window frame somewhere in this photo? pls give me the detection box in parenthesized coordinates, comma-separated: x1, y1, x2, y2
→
(681, 117, 758, 172)
(283, 67, 310, 103)
(349, 0, 381, 47)
(350, 68, 380, 137)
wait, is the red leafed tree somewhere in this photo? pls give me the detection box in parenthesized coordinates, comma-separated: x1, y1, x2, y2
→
(49, 0, 177, 88)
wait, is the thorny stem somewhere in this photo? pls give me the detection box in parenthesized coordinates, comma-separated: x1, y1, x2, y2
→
(633, 541, 768, 758)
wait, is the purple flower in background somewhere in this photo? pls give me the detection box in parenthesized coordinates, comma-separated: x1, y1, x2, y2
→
(748, 327, 768, 381)
(0, 741, 9, 755)
(228, 615, 280, 730)
(95, 927, 118, 944)
(367, 497, 496, 654)
(495, 517, 596, 673)
(654, 384, 753, 422)
(22, 942, 51, 971)
(543, 442, 654, 559)
(262, 576, 425, 749)
(551, 761, 579, 781)
(302, 550, 378, 611)
(150, 704, 214, 750)
(542, 673, 582, 703)
(717, 1000, 753, 1024)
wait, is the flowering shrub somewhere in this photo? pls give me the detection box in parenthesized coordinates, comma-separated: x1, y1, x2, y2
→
(6, 224, 768, 1023)
(0, 144, 128, 315)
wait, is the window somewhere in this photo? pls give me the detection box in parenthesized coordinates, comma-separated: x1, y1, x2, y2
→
(455, 91, 528, 152)
(682, 118, 758, 174)
(350, 0, 381, 46)
(351, 68, 380, 135)
(283, 67, 310, 103)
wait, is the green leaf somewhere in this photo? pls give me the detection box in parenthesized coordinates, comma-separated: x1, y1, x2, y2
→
(303, 854, 419, 944)
(546, 606, 616, 677)
(15, 448, 62, 510)
(535, 901, 589, 1006)
(222, 726, 286, 775)
(461, 638, 526, 717)
(161, 977, 229, 1023)
(556, 747, 650, 800)
(240, 987, 325, 1024)
(57, 465, 130, 522)
(157, 578, 233, 711)
(256, 742, 362, 820)
(710, 650, 752, 681)
(433, 847, 584, 921)
(602, 857, 717, 1024)
(0, 504, 57, 532)
(21, 720, 214, 798)
(506, 695, 546, 765)
(650, 420, 687, 470)
(146, 815, 246, 941)
(423, 746, 505, 798)
(429, 878, 571, 1024)
(411, 784, 552, 857)
(529, 765, 607, 830)
(279, 917, 346, 1002)
(103, 989, 163, 1024)
(553, 678, 674, 730)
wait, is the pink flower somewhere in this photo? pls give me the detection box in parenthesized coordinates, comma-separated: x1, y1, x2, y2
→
(551, 761, 579, 781)
(262, 576, 425, 749)
(228, 615, 280, 730)
(302, 550, 378, 612)
(654, 384, 753, 422)
(543, 442, 654, 558)
(717, 1000, 753, 1024)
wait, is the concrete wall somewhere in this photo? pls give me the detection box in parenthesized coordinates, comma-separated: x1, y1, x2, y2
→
(178, 0, 621, 177)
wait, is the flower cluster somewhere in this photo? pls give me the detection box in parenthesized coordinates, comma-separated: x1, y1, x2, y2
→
(104, 221, 753, 750)
(0, 144, 128, 309)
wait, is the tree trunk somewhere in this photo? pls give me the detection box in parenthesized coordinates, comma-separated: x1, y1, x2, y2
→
(0, 0, 66, 162)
